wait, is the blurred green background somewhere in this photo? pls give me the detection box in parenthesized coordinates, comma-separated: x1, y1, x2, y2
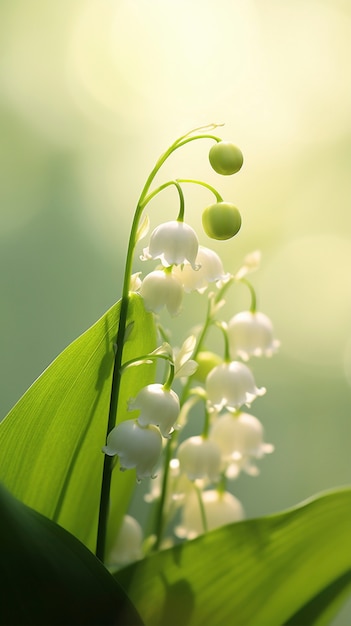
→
(1, 0, 351, 622)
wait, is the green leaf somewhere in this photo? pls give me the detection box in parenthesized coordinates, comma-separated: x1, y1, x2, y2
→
(0, 294, 157, 551)
(0, 483, 144, 626)
(116, 488, 351, 626)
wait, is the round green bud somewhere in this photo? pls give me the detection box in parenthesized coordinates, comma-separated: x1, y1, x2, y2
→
(209, 141, 244, 175)
(202, 202, 242, 240)
(193, 351, 223, 383)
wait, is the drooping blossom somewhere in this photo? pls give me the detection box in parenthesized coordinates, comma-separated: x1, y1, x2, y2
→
(173, 245, 230, 293)
(228, 311, 280, 361)
(139, 269, 183, 315)
(102, 420, 162, 481)
(141, 220, 199, 269)
(128, 383, 180, 438)
(177, 436, 222, 483)
(175, 489, 244, 539)
(209, 411, 274, 478)
(206, 361, 266, 411)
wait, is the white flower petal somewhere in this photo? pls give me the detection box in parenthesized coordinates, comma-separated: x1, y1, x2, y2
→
(139, 270, 183, 316)
(206, 361, 266, 411)
(173, 246, 229, 292)
(175, 489, 244, 539)
(228, 311, 280, 361)
(177, 436, 222, 482)
(142, 220, 199, 268)
(102, 420, 162, 480)
(129, 383, 180, 438)
(209, 411, 274, 478)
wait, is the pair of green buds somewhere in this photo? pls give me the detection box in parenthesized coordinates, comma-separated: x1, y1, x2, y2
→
(203, 141, 243, 240)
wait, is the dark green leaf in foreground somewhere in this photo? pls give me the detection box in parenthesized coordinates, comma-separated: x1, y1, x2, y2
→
(0, 484, 143, 626)
(0, 294, 157, 551)
(116, 488, 351, 626)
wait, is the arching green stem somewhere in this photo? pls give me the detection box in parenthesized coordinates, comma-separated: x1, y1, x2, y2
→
(177, 178, 223, 203)
(140, 180, 185, 221)
(121, 352, 173, 373)
(96, 125, 224, 561)
(239, 277, 257, 312)
(215, 320, 231, 362)
(201, 404, 212, 439)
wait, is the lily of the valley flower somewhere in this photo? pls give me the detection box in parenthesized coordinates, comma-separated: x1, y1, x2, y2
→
(141, 220, 199, 269)
(228, 310, 280, 361)
(206, 361, 266, 411)
(173, 245, 230, 293)
(177, 436, 222, 482)
(175, 489, 244, 539)
(128, 383, 180, 438)
(107, 515, 143, 567)
(102, 420, 162, 480)
(209, 411, 274, 478)
(139, 269, 183, 315)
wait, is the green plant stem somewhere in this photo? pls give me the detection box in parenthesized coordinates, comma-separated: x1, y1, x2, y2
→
(140, 180, 185, 218)
(239, 277, 257, 312)
(96, 125, 224, 562)
(195, 485, 208, 533)
(153, 295, 219, 548)
(177, 178, 223, 203)
(154, 439, 172, 551)
(121, 352, 172, 372)
(215, 321, 231, 362)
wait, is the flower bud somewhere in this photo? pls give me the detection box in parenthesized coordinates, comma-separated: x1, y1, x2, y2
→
(139, 270, 183, 316)
(202, 202, 242, 240)
(175, 489, 244, 539)
(128, 383, 180, 438)
(102, 420, 162, 480)
(206, 361, 266, 411)
(209, 141, 244, 176)
(193, 351, 223, 383)
(141, 220, 199, 268)
(177, 436, 222, 482)
(228, 311, 280, 361)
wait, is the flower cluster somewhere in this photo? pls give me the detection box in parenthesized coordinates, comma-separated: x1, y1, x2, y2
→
(101, 127, 279, 566)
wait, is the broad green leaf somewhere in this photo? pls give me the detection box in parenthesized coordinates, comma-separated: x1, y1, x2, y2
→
(116, 488, 351, 626)
(284, 570, 351, 626)
(0, 483, 144, 626)
(0, 294, 157, 551)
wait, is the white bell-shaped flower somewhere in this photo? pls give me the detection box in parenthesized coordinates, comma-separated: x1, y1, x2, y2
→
(102, 420, 162, 480)
(128, 383, 180, 438)
(177, 436, 222, 482)
(141, 220, 199, 269)
(175, 489, 244, 539)
(139, 269, 183, 315)
(209, 412, 274, 478)
(173, 245, 230, 293)
(228, 310, 280, 361)
(107, 515, 143, 567)
(206, 361, 266, 411)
